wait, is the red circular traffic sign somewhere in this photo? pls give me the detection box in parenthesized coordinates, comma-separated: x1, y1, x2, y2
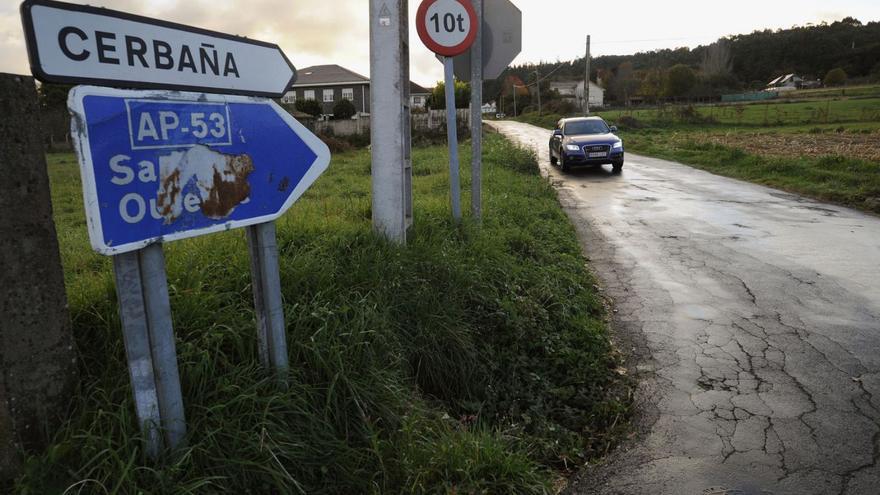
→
(416, 0, 478, 57)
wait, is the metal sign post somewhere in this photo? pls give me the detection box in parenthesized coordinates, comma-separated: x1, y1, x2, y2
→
(417, 0, 478, 221)
(246, 222, 289, 383)
(469, 0, 483, 220)
(113, 244, 185, 456)
(443, 56, 463, 220)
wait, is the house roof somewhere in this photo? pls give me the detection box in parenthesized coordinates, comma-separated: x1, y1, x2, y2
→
(410, 81, 430, 95)
(291, 64, 431, 94)
(292, 64, 369, 86)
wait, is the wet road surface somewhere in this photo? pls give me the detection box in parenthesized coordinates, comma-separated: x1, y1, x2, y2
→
(489, 121, 880, 495)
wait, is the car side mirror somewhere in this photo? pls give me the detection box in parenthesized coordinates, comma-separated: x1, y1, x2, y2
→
(609, 126, 618, 132)
(553, 129, 563, 137)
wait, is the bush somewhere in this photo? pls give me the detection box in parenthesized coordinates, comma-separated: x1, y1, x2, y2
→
(617, 115, 644, 129)
(545, 99, 578, 115)
(824, 68, 848, 87)
(296, 98, 323, 117)
(333, 98, 357, 120)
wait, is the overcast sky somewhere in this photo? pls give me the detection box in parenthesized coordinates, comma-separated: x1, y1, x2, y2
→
(2, 0, 878, 87)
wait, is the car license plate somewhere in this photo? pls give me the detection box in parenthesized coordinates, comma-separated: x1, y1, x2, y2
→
(588, 152, 607, 158)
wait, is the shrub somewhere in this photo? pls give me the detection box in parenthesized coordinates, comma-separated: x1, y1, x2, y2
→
(824, 68, 848, 87)
(296, 98, 323, 117)
(617, 115, 644, 129)
(333, 98, 357, 120)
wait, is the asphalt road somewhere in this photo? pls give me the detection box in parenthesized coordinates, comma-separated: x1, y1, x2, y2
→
(489, 121, 880, 495)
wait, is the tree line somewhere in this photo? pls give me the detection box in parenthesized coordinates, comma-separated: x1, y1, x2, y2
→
(488, 17, 880, 106)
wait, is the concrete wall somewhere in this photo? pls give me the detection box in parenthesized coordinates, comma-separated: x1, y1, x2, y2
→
(0, 73, 77, 481)
(311, 108, 471, 137)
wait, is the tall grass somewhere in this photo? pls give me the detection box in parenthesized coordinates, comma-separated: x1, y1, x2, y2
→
(16, 134, 628, 494)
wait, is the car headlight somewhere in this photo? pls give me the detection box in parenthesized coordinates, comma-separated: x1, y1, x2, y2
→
(565, 144, 581, 152)
(613, 141, 623, 149)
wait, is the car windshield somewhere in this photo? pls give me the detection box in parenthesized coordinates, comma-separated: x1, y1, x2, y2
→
(564, 120, 610, 135)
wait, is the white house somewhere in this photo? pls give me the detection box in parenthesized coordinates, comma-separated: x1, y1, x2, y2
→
(765, 74, 804, 92)
(575, 81, 605, 108)
(549, 80, 605, 108)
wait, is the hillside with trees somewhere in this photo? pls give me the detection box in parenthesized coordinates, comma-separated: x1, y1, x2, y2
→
(488, 17, 880, 108)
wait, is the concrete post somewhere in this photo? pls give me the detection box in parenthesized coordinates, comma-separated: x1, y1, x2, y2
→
(369, 0, 413, 244)
(0, 73, 77, 481)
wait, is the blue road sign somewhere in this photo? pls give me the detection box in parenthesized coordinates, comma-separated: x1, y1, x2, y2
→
(69, 86, 331, 255)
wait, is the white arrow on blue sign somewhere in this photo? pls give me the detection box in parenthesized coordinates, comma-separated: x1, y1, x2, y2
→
(69, 86, 330, 255)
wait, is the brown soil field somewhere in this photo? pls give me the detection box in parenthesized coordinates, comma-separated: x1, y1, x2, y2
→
(686, 131, 880, 162)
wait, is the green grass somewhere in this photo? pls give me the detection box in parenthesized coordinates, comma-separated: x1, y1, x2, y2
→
(597, 97, 880, 127)
(777, 84, 880, 100)
(15, 134, 629, 494)
(624, 134, 880, 213)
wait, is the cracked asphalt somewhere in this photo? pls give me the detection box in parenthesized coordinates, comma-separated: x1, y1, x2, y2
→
(488, 121, 880, 495)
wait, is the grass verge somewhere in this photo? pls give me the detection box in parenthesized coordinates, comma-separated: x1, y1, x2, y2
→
(15, 134, 629, 494)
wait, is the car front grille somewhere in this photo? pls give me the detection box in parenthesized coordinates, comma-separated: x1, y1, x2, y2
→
(583, 145, 610, 153)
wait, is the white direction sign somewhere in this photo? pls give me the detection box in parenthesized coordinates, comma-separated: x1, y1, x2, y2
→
(451, 0, 521, 80)
(20, 0, 297, 97)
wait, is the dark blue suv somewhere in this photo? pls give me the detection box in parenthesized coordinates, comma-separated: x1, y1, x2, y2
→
(549, 117, 624, 173)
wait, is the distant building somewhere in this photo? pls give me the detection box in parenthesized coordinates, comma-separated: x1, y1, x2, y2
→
(549, 80, 605, 108)
(500, 75, 530, 97)
(280, 64, 430, 117)
(765, 74, 804, 92)
(410, 82, 431, 109)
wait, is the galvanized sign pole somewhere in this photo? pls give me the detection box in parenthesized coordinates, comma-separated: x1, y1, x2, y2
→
(444, 56, 463, 220)
(113, 244, 186, 455)
(416, 0, 478, 222)
(246, 222, 289, 383)
(469, 0, 483, 220)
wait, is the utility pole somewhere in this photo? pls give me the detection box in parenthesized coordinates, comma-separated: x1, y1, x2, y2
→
(369, 0, 412, 244)
(513, 83, 517, 116)
(534, 69, 541, 115)
(584, 35, 591, 116)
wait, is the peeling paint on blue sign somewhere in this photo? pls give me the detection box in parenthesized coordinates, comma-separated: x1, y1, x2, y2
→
(69, 86, 331, 255)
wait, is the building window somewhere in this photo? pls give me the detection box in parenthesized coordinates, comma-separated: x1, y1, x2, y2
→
(323, 89, 334, 103)
(342, 88, 354, 100)
(304, 90, 315, 100)
(413, 96, 423, 105)
(281, 92, 296, 104)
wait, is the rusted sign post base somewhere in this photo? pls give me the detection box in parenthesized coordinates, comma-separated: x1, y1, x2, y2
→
(247, 222, 289, 384)
(113, 244, 186, 458)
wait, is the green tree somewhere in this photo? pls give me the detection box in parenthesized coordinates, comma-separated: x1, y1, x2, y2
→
(332, 98, 356, 119)
(429, 80, 470, 109)
(640, 68, 665, 103)
(824, 67, 848, 87)
(295, 98, 322, 117)
(665, 64, 697, 97)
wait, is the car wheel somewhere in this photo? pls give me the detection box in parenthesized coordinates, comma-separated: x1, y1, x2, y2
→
(612, 161, 623, 174)
(550, 150, 557, 165)
(560, 155, 571, 173)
